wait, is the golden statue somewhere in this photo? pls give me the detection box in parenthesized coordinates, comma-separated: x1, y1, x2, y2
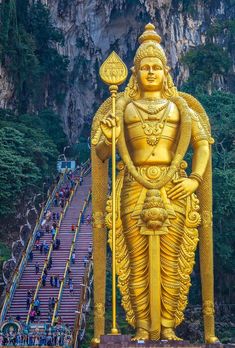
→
(91, 23, 219, 344)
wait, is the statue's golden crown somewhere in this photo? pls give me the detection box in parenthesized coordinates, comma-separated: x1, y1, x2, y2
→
(134, 23, 167, 69)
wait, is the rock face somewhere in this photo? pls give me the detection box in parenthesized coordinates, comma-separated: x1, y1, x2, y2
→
(0, 65, 14, 108)
(1, 0, 234, 141)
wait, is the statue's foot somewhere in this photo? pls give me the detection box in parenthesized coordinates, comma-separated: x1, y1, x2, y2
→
(90, 337, 100, 347)
(206, 336, 221, 344)
(131, 328, 149, 341)
(161, 327, 183, 341)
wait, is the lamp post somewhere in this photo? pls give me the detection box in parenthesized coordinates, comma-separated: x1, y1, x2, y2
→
(42, 182, 46, 207)
(63, 145, 71, 161)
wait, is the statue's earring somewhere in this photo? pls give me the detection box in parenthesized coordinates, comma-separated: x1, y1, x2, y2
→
(129, 66, 139, 98)
(163, 77, 168, 91)
(163, 66, 170, 91)
(134, 75, 139, 91)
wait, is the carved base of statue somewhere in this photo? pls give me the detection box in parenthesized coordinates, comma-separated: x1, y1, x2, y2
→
(95, 335, 224, 348)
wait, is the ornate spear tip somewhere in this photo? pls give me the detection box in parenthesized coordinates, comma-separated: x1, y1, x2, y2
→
(99, 51, 128, 86)
(139, 22, 161, 44)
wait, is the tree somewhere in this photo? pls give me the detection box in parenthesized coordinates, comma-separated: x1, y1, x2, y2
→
(0, 0, 68, 112)
(182, 44, 231, 93)
(0, 123, 59, 219)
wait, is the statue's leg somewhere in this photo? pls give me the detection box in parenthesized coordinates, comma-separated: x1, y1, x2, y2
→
(160, 186, 200, 340)
(160, 200, 185, 340)
(121, 181, 150, 339)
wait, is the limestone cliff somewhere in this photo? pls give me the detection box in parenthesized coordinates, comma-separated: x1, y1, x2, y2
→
(1, 0, 234, 142)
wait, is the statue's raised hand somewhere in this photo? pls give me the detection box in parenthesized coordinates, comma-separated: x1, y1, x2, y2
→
(100, 113, 121, 143)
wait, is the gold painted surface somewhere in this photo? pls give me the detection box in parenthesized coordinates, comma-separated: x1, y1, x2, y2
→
(99, 51, 128, 86)
(99, 50, 128, 335)
(91, 23, 219, 343)
(92, 212, 105, 229)
(94, 302, 105, 319)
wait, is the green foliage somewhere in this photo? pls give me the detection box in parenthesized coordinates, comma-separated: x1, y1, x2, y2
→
(27, 2, 64, 47)
(0, 1, 69, 225)
(0, 242, 11, 273)
(195, 92, 235, 282)
(182, 17, 234, 94)
(177, 0, 231, 14)
(180, 0, 196, 13)
(19, 109, 67, 152)
(0, 124, 58, 219)
(0, 107, 67, 220)
(207, 19, 235, 43)
(68, 136, 90, 163)
(184, 90, 235, 310)
(0, 242, 11, 262)
(182, 43, 231, 93)
(0, 0, 68, 112)
(27, 2, 69, 105)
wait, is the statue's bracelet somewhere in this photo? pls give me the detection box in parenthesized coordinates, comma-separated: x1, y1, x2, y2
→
(104, 137, 118, 146)
(104, 137, 112, 146)
(189, 172, 203, 184)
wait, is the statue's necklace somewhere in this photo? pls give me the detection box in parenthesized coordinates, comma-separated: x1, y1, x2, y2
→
(133, 101, 170, 146)
(133, 99, 168, 115)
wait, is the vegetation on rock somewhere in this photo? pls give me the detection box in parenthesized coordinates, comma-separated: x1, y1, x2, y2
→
(0, 1, 67, 262)
(0, 0, 68, 112)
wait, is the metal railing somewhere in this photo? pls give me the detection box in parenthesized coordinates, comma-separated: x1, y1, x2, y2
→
(0, 172, 66, 325)
(73, 259, 93, 348)
(72, 200, 93, 348)
(81, 159, 91, 176)
(51, 189, 91, 326)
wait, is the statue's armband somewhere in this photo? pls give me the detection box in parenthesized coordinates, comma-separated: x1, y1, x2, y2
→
(190, 110, 209, 148)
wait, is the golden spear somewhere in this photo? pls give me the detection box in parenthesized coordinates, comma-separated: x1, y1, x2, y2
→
(99, 52, 128, 334)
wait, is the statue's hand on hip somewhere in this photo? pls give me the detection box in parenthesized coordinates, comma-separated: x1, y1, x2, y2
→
(100, 113, 121, 143)
(167, 178, 199, 200)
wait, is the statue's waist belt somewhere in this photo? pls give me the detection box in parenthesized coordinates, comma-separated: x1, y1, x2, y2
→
(125, 165, 182, 182)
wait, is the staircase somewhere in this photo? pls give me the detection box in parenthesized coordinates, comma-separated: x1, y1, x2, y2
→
(32, 175, 91, 325)
(57, 203, 92, 327)
(4, 171, 92, 332)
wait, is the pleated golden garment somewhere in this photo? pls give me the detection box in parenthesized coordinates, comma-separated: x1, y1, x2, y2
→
(120, 169, 200, 330)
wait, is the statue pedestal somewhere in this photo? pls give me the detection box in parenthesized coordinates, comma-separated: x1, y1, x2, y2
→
(96, 335, 225, 348)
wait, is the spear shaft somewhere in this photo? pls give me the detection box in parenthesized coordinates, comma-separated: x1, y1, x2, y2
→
(110, 85, 119, 334)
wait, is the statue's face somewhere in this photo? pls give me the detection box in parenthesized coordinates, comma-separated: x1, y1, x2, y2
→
(137, 57, 165, 92)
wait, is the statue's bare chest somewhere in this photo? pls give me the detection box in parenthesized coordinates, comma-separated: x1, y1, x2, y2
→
(124, 101, 180, 145)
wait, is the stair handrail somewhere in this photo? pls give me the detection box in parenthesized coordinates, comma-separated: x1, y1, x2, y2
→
(51, 189, 91, 326)
(81, 159, 91, 175)
(73, 257, 93, 347)
(84, 165, 91, 177)
(81, 158, 90, 168)
(25, 177, 77, 325)
(0, 171, 67, 324)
